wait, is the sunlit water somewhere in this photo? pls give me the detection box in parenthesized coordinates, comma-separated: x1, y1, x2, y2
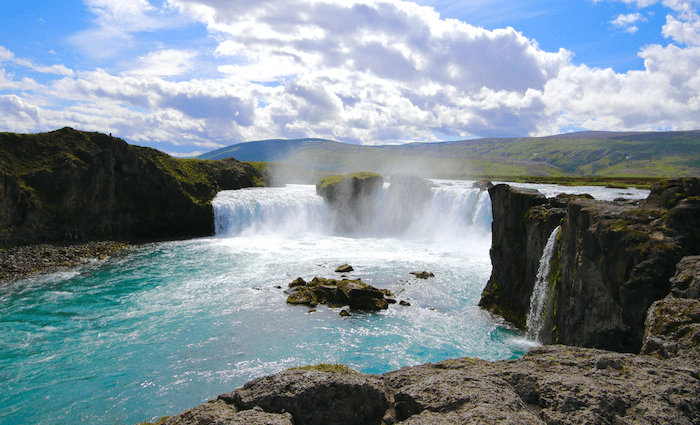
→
(0, 181, 649, 425)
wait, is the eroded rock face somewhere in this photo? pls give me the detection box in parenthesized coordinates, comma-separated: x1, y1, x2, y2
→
(162, 345, 700, 425)
(481, 178, 700, 353)
(641, 255, 700, 368)
(0, 128, 261, 245)
(479, 184, 564, 328)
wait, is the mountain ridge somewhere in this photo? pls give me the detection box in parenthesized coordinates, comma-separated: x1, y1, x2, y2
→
(197, 130, 700, 178)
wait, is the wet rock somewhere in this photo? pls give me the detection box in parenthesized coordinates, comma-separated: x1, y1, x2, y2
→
(399, 300, 411, 307)
(335, 264, 354, 273)
(286, 277, 392, 311)
(410, 271, 434, 279)
(471, 180, 494, 191)
(0, 241, 129, 282)
(161, 399, 238, 425)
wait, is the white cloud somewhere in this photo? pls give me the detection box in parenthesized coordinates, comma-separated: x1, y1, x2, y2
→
(69, 0, 191, 59)
(0, 46, 74, 76)
(1, 0, 699, 149)
(0, 95, 42, 132)
(611, 13, 647, 33)
(540, 43, 700, 133)
(596, 0, 700, 44)
(127, 49, 198, 77)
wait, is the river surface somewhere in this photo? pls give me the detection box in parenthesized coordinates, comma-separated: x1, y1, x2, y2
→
(0, 180, 649, 425)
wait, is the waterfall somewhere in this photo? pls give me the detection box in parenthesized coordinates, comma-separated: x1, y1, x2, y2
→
(526, 225, 561, 342)
(212, 181, 493, 242)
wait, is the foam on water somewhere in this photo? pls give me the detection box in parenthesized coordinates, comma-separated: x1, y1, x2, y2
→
(0, 180, 649, 425)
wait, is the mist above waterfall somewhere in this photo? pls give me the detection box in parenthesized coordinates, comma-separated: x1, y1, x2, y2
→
(213, 179, 492, 247)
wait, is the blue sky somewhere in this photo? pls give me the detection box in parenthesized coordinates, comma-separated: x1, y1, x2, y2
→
(1, 0, 699, 156)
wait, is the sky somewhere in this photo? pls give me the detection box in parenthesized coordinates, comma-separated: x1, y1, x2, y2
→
(1, 0, 699, 156)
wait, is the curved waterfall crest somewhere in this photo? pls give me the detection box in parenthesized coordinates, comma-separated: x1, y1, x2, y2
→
(526, 225, 561, 342)
(212, 181, 493, 242)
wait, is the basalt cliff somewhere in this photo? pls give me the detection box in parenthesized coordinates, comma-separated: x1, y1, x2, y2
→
(480, 178, 700, 353)
(0, 128, 262, 246)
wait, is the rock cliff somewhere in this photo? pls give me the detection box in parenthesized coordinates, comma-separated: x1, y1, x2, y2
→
(0, 127, 261, 246)
(480, 178, 700, 353)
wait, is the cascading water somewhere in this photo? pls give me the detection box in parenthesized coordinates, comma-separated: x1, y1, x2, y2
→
(525, 225, 561, 343)
(213, 181, 493, 244)
(2, 180, 647, 425)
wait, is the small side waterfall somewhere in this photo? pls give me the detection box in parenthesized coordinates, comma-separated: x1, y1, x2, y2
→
(526, 225, 561, 342)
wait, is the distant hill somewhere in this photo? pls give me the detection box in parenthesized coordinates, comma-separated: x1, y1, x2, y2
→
(198, 130, 700, 178)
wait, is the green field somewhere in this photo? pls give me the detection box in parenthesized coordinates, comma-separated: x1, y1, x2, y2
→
(199, 130, 700, 180)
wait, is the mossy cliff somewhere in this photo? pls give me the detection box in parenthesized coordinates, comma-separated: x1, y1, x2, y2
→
(480, 178, 700, 353)
(0, 127, 262, 246)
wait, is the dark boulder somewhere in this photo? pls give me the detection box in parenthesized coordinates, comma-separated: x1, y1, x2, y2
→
(409, 271, 434, 279)
(335, 264, 354, 273)
(286, 277, 392, 311)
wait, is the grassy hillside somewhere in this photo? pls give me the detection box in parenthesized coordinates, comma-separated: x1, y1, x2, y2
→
(199, 130, 700, 179)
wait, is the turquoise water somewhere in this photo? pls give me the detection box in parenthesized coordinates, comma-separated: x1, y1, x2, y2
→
(0, 181, 648, 425)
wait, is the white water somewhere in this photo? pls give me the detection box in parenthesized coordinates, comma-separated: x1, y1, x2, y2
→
(0, 180, 649, 425)
(525, 225, 561, 342)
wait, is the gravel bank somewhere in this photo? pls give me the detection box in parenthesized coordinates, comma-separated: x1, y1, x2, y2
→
(0, 241, 130, 282)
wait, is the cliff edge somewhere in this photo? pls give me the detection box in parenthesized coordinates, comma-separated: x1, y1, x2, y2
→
(480, 178, 700, 353)
(0, 128, 262, 246)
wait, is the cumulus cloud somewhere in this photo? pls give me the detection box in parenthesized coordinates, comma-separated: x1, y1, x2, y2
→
(0, 95, 42, 132)
(0, 0, 699, 149)
(596, 0, 700, 44)
(127, 49, 198, 77)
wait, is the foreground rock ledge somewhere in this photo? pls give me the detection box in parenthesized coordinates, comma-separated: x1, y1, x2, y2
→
(157, 345, 700, 425)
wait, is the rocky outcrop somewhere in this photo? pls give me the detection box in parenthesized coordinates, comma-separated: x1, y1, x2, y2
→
(159, 345, 700, 425)
(0, 128, 262, 246)
(286, 277, 393, 311)
(641, 256, 700, 368)
(316, 172, 384, 233)
(481, 178, 700, 353)
(478, 184, 566, 328)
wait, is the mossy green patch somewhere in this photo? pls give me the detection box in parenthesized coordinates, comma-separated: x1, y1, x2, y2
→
(287, 363, 359, 374)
